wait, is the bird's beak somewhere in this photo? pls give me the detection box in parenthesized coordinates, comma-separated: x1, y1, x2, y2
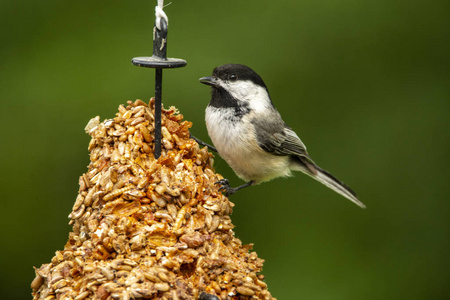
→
(199, 76, 217, 86)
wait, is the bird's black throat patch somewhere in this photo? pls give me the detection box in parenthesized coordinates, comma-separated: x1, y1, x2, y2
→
(209, 86, 240, 108)
(208, 87, 250, 121)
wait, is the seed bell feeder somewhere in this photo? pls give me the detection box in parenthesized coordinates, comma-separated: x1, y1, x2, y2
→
(132, 0, 187, 159)
(31, 2, 276, 300)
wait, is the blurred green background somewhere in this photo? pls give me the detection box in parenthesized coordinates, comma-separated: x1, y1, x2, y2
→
(1, 0, 449, 299)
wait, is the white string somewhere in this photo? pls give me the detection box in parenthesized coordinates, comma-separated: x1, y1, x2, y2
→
(155, 0, 168, 30)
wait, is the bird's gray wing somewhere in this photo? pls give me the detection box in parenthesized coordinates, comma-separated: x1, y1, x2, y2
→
(271, 128, 309, 157)
(251, 116, 308, 157)
(252, 116, 318, 173)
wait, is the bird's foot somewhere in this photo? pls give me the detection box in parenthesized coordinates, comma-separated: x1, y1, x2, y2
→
(215, 179, 254, 196)
(215, 179, 236, 196)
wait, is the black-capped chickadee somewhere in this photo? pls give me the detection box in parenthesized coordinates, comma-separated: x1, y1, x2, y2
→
(198, 64, 365, 208)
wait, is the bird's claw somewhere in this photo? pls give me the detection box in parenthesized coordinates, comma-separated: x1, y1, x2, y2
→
(214, 179, 236, 196)
(215, 179, 230, 186)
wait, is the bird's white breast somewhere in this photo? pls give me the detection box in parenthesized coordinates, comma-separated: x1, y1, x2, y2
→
(205, 106, 291, 183)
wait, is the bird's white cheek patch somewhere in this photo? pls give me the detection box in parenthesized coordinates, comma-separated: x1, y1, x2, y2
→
(224, 82, 270, 112)
(226, 81, 253, 99)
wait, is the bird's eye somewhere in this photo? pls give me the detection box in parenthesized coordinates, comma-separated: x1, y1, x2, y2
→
(228, 74, 237, 81)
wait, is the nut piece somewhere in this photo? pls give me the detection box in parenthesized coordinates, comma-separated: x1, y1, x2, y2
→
(180, 232, 207, 248)
(237, 286, 256, 296)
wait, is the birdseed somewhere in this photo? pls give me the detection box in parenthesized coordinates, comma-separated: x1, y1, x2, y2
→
(31, 99, 275, 300)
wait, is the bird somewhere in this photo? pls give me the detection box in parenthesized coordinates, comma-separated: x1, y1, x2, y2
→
(198, 64, 365, 208)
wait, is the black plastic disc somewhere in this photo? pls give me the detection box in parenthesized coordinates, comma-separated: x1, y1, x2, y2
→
(132, 56, 187, 68)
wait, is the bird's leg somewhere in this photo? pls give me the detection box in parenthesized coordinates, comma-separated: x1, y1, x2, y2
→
(215, 179, 254, 196)
(190, 133, 217, 152)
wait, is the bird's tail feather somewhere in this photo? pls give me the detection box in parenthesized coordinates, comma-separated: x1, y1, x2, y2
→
(293, 157, 366, 208)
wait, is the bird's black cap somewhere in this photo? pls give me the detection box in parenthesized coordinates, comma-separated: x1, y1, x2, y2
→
(210, 64, 268, 89)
